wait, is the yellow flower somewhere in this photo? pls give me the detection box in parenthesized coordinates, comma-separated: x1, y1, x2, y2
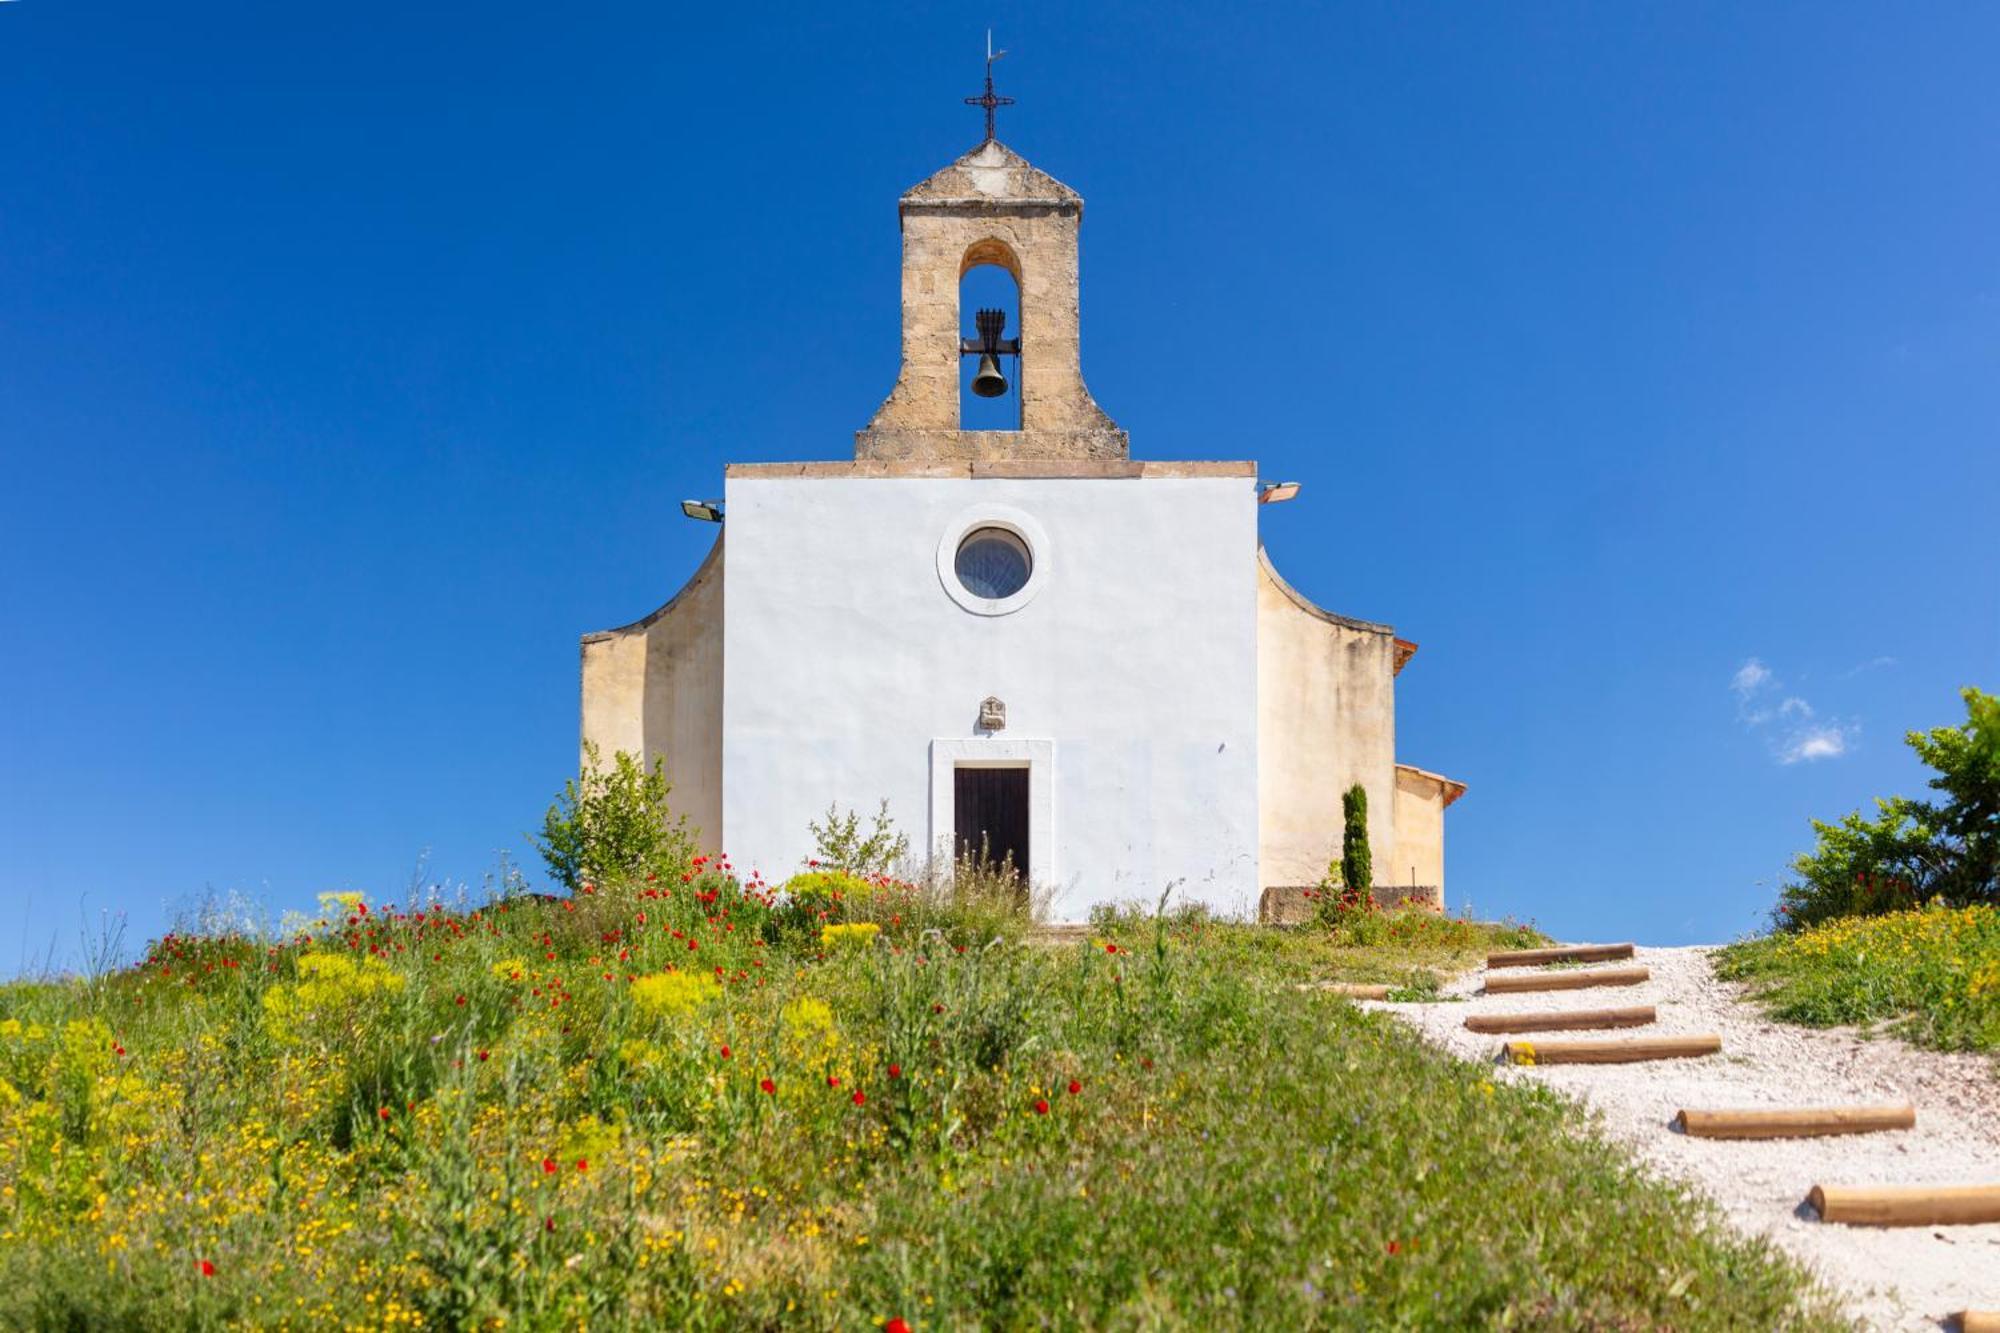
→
(630, 971, 715, 1018)
(781, 997, 835, 1040)
(819, 922, 882, 950)
(261, 953, 404, 1043)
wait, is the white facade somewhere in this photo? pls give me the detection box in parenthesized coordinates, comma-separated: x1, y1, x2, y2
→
(721, 472, 1261, 920)
(579, 137, 1463, 920)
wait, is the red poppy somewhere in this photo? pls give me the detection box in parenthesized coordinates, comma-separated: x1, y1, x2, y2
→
(542, 1157, 557, 1174)
(1067, 1080, 1082, 1096)
(888, 1063, 901, 1079)
(196, 1259, 215, 1277)
(1104, 943, 1119, 954)
(827, 1074, 840, 1088)
(454, 994, 466, 1006)
(575, 1158, 588, 1171)
(886, 1320, 911, 1333)
(719, 1044, 732, 1059)
(377, 1107, 392, 1121)
(1386, 1240, 1401, 1256)
(760, 1078, 776, 1094)
(477, 1050, 490, 1062)
(1033, 1099, 1050, 1116)
(852, 1090, 867, 1106)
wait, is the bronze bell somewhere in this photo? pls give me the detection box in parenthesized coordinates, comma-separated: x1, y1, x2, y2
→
(969, 307, 1011, 398)
(970, 350, 1008, 398)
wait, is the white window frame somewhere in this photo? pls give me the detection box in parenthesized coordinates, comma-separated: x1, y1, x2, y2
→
(928, 737, 1055, 887)
(935, 504, 1051, 616)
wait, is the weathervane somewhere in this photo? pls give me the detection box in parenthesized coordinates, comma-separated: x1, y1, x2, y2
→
(964, 30, 1014, 142)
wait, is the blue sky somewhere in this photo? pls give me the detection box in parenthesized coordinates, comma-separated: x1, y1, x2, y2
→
(2, 2, 1995, 972)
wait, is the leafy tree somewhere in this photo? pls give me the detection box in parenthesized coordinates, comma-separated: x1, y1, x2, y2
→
(1341, 784, 1372, 897)
(1773, 799, 1944, 929)
(1911, 686, 2000, 902)
(806, 799, 910, 878)
(1774, 686, 1999, 929)
(534, 742, 697, 892)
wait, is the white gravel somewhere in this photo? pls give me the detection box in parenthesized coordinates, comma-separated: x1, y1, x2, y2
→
(1371, 945, 2000, 1331)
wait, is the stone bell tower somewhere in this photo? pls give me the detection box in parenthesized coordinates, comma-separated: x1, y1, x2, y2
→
(856, 137, 1127, 463)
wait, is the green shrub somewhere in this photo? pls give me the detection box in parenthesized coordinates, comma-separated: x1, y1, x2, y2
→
(533, 742, 697, 893)
(767, 869, 879, 948)
(805, 799, 910, 877)
(1773, 686, 1998, 929)
(1341, 783, 1373, 896)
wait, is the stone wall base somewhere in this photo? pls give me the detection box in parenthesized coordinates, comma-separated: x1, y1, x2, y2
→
(1257, 884, 1444, 925)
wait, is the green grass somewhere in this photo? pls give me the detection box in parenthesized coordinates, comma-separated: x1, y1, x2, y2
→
(1083, 902, 1549, 995)
(0, 884, 1843, 1330)
(1715, 904, 2000, 1054)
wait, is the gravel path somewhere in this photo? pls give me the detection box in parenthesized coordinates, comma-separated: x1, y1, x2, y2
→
(1371, 945, 2000, 1331)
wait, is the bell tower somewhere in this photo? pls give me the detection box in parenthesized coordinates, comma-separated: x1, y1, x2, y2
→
(856, 137, 1127, 462)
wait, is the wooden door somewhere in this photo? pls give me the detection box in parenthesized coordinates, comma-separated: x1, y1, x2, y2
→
(953, 767, 1029, 881)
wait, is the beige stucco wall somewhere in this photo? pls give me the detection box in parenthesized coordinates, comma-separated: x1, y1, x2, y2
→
(1390, 766, 1452, 909)
(1256, 548, 1397, 889)
(579, 536, 725, 855)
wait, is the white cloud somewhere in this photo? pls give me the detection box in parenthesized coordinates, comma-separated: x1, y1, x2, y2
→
(1843, 656, 1899, 677)
(1731, 658, 1854, 765)
(1780, 724, 1853, 764)
(1731, 659, 1772, 696)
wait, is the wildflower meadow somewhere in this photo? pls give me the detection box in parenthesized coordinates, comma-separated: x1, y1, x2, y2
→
(0, 861, 1843, 1330)
(1716, 903, 2000, 1053)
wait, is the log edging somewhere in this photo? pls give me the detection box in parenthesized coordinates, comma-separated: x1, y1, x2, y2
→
(1673, 1104, 1915, 1140)
(1482, 966, 1650, 995)
(1486, 942, 1636, 969)
(1503, 1034, 1721, 1065)
(1464, 1005, 1655, 1034)
(1807, 1183, 2000, 1227)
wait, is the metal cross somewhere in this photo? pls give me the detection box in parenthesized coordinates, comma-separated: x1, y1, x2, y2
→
(964, 32, 1013, 142)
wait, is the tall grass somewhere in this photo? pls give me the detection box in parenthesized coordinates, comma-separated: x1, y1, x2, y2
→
(1716, 904, 2000, 1053)
(0, 873, 1841, 1329)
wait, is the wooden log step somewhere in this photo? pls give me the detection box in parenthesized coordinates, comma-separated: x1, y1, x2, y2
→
(1483, 966, 1649, 994)
(1807, 1183, 2000, 1227)
(1956, 1312, 2000, 1333)
(1502, 1034, 1721, 1065)
(1487, 942, 1636, 969)
(1293, 982, 1389, 999)
(1673, 1103, 1915, 1140)
(1464, 1005, 1655, 1034)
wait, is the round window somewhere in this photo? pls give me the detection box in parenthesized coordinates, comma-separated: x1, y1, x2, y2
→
(954, 527, 1033, 600)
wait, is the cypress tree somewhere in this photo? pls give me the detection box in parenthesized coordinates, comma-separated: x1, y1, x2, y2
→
(1341, 783, 1372, 896)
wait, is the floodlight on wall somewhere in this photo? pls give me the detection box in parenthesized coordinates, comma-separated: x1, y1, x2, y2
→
(1258, 482, 1301, 504)
(680, 499, 724, 523)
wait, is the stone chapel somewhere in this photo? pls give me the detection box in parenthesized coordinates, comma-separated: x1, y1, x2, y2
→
(579, 130, 1464, 922)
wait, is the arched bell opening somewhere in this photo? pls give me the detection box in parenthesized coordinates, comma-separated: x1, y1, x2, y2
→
(959, 239, 1022, 430)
